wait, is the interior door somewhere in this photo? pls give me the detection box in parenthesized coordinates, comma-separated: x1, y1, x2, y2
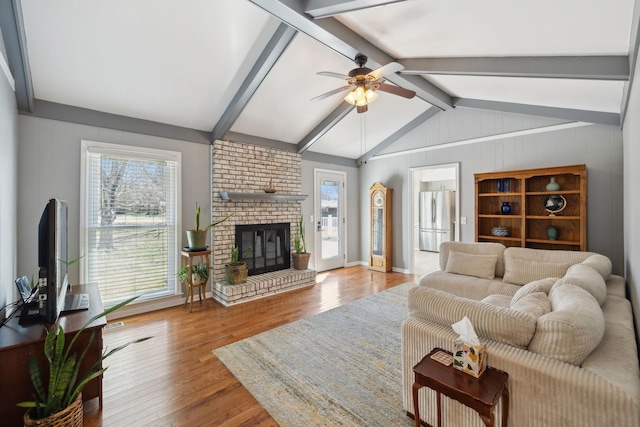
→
(314, 170, 346, 272)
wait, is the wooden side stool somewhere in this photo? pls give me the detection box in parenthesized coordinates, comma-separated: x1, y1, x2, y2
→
(180, 249, 211, 312)
(412, 347, 509, 427)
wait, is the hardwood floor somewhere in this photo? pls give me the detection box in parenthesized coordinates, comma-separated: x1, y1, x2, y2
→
(83, 266, 416, 426)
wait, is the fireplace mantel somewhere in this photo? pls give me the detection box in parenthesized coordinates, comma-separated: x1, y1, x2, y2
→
(218, 192, 307, 202)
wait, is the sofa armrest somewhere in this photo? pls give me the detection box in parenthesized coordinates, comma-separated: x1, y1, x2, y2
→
(402, 317, 640, 427)
(408, 286, 537, 348)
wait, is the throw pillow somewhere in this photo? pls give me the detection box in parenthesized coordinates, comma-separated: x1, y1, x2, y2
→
(511, 277, 557, 305)
(510, 292, 552, 319)
(555, 263, 607, 305)
(439, 242, 506, 277)
(503, 258, 572, 285)
(445, 250, 498, 280)
(528, 283, 605, 366)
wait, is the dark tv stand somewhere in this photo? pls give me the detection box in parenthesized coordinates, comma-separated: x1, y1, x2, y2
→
(0, 283, 105, 426)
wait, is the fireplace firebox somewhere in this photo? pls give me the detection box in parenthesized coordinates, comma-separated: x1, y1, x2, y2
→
(235, 223, 290, 275)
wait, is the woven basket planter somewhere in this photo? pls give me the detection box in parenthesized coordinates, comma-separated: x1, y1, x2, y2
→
(225, 262, 248, 285)
(292, 253, 310, 270)
(23, 393, 83, 427)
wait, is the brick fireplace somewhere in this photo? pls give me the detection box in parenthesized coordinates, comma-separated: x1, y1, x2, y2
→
(210, 140, 315, 305)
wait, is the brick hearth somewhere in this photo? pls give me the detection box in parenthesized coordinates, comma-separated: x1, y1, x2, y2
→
(212, 268, 316, 306)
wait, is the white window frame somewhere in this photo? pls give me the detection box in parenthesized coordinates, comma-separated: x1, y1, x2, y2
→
(80, 140, 182, 306)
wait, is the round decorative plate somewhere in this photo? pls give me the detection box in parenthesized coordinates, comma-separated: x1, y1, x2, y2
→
(544, 195, 567, 215)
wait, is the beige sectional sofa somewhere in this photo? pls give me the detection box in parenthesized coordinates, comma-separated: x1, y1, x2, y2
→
(402, 242, 640, 427)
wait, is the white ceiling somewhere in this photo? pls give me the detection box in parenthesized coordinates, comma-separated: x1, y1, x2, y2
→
(7, 0, 638, 162)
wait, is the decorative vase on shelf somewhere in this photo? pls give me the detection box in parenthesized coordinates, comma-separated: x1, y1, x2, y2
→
(501, 201, 511, 215)
(496, 179, 504, 193)
(546, 177, 560, 191)
(547, 226, 558, 240)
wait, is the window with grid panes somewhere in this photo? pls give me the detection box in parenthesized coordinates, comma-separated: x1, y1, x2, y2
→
(81, 141, 180, 308)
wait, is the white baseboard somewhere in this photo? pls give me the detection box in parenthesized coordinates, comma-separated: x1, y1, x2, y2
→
(107, 294, 204, 320)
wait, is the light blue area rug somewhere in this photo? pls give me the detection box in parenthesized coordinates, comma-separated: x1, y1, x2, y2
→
(213, 282, 417, 427)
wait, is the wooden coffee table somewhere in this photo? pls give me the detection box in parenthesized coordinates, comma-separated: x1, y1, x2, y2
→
(412, 347, 509, 427)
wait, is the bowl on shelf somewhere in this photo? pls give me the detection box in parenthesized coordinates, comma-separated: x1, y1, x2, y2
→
(491, 226, 509, 237)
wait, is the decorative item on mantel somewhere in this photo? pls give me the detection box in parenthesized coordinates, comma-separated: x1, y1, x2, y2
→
(546, 177, 561, 191)
(265, 178, 276, 193)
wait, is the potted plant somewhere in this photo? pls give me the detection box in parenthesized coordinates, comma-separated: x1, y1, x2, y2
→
(225, 246, 251, 285)
(186, 202, 232, 249)
(292, 215, 311, 270)
(17, 296, 151, 426)
(177, 262, 212, 286)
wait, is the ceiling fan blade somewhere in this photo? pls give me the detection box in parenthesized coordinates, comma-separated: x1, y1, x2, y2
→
(311, 85, 352, 102)
(376, 82, 416, 99)
(368, 62, 404, 80)
(317, 71, 350, 80)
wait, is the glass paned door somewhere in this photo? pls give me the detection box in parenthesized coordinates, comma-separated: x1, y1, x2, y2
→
(315, 170, 346, 272)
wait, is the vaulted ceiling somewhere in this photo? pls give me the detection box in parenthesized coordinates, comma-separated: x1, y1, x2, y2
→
(1, 0, 638, 165)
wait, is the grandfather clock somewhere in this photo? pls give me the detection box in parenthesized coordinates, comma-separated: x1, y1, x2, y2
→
(369, 182, 392, 272)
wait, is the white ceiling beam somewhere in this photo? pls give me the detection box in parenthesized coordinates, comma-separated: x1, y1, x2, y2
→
(399, 56, 630, 80)
(454, 98, 620, 127)
(357, 107, 440, 166)
(249, 0, 452, 110)
(305, 0, 407, 18)
(211, 23, 297, 141)
(0, 0, 34, 112)
(296, 102, 354, 153)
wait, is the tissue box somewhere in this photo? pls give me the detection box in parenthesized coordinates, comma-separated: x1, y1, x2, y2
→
(453, 340, 487, 378)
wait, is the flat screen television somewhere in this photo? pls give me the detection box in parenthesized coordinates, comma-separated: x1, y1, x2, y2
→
(37, 198, 69, 323)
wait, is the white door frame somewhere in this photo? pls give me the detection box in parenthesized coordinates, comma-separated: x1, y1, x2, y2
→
(314, 168, 347, 272)
(408, 163, 460, 275)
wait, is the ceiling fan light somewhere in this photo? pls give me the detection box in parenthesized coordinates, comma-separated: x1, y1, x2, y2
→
(365, 89, 378, 102)
(344, 91, 357, 105)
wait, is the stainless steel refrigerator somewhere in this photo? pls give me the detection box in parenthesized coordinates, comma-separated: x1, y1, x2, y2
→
(419, 191, 455, 252)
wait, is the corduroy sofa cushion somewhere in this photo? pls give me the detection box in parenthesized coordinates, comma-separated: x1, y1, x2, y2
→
(528, 283, 605, 365)
(503, 247, 594, 285)
(445, 250, 498, 280)
(555, 263, 607, 305)
(511, 277, 557, 305)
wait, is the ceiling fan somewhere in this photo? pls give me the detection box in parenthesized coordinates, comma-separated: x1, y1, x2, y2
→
(312, 53, 416, 113)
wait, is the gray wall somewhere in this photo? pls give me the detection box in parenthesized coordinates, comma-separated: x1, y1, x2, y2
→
(360, 108, 624, 275)
(16, 116, 211, 286)
(0, 34, 18, 312)
(623, 57, 640, 339)
(301, 159, 360, 267)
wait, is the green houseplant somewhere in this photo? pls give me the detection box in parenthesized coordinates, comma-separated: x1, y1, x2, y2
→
(186, 202, 232, 249)
(225, 246, 251, 285)
(292, 215, 311, 270)
(17, 296, 151, 424)
(178, 262, 212, 285)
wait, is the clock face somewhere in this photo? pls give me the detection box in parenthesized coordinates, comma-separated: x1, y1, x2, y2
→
(373, 191, 384, 207)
